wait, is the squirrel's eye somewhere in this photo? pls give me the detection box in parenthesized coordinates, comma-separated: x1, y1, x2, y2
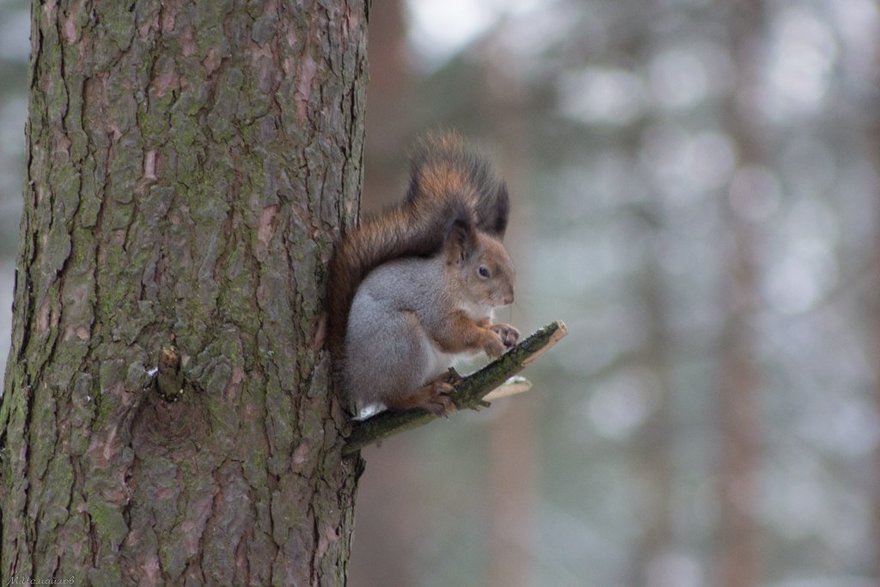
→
(478, 266, 490, 278)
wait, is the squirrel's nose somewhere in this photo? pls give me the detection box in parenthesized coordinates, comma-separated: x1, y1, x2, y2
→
(503, 292, 514, 305)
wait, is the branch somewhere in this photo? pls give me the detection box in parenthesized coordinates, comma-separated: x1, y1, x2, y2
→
(343, 320, 568, 455)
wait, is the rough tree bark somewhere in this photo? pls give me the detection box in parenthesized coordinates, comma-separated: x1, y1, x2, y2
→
(0, 1, 367, 585)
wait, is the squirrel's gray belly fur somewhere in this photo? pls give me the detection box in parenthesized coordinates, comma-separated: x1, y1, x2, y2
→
(345, 257, 469, 414)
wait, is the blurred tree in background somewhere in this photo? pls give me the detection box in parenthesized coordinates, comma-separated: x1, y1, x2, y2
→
(2, 0, 879, 585)
(349, 1, 880, 586)
(0, 0, 30, 366)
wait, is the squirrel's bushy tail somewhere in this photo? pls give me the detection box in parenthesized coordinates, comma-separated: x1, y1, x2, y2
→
(406, 132, 509, 238)
(327, 132, 509, 351)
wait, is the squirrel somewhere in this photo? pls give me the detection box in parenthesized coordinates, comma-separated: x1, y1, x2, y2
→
(327, 133, 520, 418)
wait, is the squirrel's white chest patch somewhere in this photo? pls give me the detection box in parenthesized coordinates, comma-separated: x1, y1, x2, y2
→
(424, 340, 481, 385)
(457, 301, 494, 322)
(423, 343, 458, 383)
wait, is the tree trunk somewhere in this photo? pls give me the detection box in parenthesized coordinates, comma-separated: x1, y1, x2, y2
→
(0, 1, 367, 584)
(349, 2, 420, 584)
(478, 39, 536, 587)
(869, 64, 880, 586)
(630, 204, 676, 587)
(716, 3, 765, 586)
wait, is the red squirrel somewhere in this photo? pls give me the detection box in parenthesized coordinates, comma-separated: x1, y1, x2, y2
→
(327, 133, 519, 418)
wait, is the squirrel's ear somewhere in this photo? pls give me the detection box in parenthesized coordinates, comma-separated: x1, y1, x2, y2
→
(445, 218, 477, 263)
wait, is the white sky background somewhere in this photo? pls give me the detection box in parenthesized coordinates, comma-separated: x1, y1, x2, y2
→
(406, 0, 550, 66)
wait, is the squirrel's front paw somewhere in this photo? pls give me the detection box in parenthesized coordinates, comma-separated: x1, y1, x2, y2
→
(491, 323, 520, 348)
(483, 333, 507, 358)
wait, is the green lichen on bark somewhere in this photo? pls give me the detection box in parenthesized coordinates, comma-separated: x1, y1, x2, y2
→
(0, 1, 368, 585)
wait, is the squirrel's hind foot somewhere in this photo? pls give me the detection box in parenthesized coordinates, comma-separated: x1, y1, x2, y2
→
(384, 380, 457, 417)
(423, 381, 457, 417)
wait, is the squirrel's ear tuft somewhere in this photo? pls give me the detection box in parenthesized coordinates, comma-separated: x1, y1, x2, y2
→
(444, 217, 477, 263)
(482, 182, 509, 238)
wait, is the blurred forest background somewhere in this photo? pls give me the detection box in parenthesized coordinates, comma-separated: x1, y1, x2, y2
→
(1, 0, 879, 586)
